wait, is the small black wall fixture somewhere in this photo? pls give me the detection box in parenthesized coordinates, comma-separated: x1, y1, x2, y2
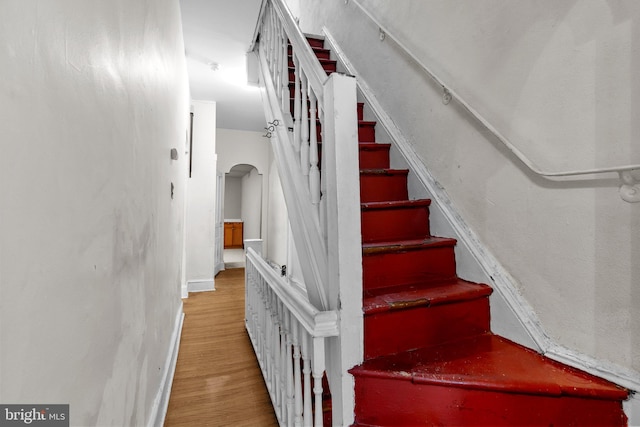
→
(189, 112, 194, 178)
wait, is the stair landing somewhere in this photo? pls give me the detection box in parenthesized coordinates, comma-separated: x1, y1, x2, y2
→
(351, 334, 628, 426)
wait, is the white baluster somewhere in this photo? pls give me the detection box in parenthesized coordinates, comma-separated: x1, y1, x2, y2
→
(274, 20, 283, 104)
(301, 333, 312, 427)
(280, 303, 288, 422)
(278, 300, 285, 412)
(300, 72, 309, 175)
(264, 287, 272, 390)
(269, 7, 277, 77)
(270, 291, 279, 398)
(281, 26, 289, 111)
(312, 337, 326, 427)
(292, 320, 303, 427)
(285, 310, 295, 426)
(293, 55, 301, 152)
(309, 89, 320, 206)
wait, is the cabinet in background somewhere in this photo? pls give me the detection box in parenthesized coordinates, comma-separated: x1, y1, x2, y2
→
(224, 221, 243, 249)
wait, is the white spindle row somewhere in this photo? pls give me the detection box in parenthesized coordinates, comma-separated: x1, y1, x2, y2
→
(260, 2, 326, 223)
(252, 1, 363, 423)
(246, 249, 337, 427)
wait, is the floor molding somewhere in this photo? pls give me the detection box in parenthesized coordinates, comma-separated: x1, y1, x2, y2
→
(147, 304, 184, 427)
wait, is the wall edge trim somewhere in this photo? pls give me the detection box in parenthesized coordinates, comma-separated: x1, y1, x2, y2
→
(147, 304, 184, 427)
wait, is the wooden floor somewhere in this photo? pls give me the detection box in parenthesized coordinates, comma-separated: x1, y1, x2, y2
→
(165, 268, 279, 427)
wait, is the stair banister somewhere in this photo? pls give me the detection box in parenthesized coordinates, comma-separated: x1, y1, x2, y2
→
(252, 0, 364, 423)
(245, 246, 339, 426)
(350, 0, 640, 202)
(269, 0, 327, 108)
(258, 45, 330, 311)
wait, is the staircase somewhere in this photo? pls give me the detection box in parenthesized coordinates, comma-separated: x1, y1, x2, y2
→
(297, 36, 630, 426)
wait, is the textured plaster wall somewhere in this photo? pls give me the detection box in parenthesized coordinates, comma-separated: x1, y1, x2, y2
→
(0, 0, 190, 425)
(295, 0, 640, 375)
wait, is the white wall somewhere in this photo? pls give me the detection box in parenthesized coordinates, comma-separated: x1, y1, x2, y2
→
(267, 156, 289, 266)
(296, 0, 640, 379)
(224, 176, 243, 219)
(185, 100, 217, 292)
(241, 168, 263, 239)
(217, 128, 271, 249)
(0, 0, 190, 425)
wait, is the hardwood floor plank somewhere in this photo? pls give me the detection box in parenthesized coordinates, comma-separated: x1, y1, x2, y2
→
(165, 268, 278, 427)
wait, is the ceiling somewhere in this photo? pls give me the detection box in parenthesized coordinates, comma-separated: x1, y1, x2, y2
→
(180, 0, 266, 132)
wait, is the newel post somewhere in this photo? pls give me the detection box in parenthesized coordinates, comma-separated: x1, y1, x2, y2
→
(322, 73, 363, 426)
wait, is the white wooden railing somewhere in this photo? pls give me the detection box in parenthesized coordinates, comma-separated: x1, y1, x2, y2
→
(245, 243, 338, 427)
(249, 0, 364, 424)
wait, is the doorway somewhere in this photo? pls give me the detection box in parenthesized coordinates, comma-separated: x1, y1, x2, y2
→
(222, 164, 262, 269)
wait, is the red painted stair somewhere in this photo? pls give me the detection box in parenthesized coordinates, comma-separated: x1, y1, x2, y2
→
(294, 35, 629, 426)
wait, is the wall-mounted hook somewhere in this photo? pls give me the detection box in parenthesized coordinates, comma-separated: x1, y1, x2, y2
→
(619, 170, 640, 203)
(263, 119, 280, 138)
(379, 28, 386, 41)
(442, 88, 452, 105)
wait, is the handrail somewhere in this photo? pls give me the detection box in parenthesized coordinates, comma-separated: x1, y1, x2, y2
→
(247, 248, 339, 337)
(270, 0, 328, 106)
(245, 244, 338, 426)
(257, 41, 330, 310)
(350, 0, 640, 201)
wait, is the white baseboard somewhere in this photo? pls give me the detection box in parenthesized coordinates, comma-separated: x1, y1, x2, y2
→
(147, 304, 184, 427)
(214, 261, 225, 276)
(322, 25, 640, 401)
(624, 393, 640, 426)
(181, 283, 188, 299)
(187, 278, 215, 293)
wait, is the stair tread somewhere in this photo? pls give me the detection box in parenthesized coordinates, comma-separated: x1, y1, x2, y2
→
(362, 236, 456, 254)
(352, 334, 628, 401)
(358, 142, 390, 149)
(361, 199, 431, 211)
(360, 168, 409, 175)
(363, 279, 492, 315)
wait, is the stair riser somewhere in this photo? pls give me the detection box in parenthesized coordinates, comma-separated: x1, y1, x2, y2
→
(359, 147, 390, 169)
(357, 103, 364, 121)
(306, 37, 324, 49)
(358, 123, 375, 142)
(288, 58, 336, 73)
(360, 174, 408, 203)
(361, 206, 430, 243)
(363, 246, 457, 291)
(353, 376, 627, 426)
(364, 298, 490, 360)
(288, 46, 331, 60)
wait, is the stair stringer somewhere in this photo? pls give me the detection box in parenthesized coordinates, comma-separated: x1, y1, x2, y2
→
(322, 27, 640, 415)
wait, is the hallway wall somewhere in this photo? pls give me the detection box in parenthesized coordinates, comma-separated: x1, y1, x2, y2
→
(0, 0, 190, 425)
(294, 0, 640, 379)
(185, 100, 217, 291)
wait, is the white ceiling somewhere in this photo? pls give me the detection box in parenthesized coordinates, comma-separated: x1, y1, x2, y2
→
(180, 0, 266, 132)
